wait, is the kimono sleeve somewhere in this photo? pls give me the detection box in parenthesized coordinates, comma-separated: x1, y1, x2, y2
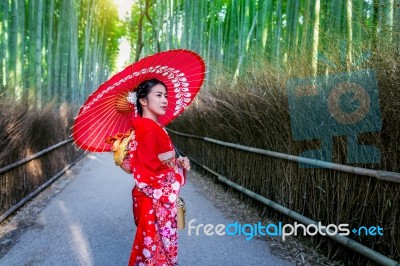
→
(134, 128, 181, 204)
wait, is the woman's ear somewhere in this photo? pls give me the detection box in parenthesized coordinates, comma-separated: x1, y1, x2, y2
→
(139, 98, 147, 106)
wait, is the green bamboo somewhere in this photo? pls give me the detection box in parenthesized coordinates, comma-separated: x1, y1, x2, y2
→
(174, 0, 180, 48)
(46, 0, 55, 101)
(263, 0, 274, 59)
(291, 0, 300, 56)
(216, 1, 224, 66)
(81, 0, 94, 100)
(255, 0, 267, 52)
(353, 0, 363, 50)
(285, 0, 294, 58)
(232, 11, 258, 85)
(69, 0, 79, 103)
(182, 0, 190, 48)
(224, 0, 237, 69)
(346, 0, 353, 71)
(167, 0, 172, 49)
(382, 0, 394, 43)
(8, 0, 18, 95)
(285, 0, 300, 60)
(16, 0, 24, 99)
(395, 0, 400, 53)
(0, 0, 5, 88)
(274, 0, 283, 64)
(199, 0, 207, 55)
(206, 2, 215, 69)
(300, 0, 311, 58)
(35, 0, 43, 106)
(311, 0, 320, 75)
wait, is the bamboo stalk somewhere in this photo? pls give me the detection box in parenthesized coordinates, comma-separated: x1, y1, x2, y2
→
(232, 11, 258, 86)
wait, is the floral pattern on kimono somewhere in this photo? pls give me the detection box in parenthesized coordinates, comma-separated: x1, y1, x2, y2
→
(128, 117, 185, 266)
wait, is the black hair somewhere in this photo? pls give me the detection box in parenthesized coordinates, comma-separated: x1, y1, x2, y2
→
(135, 78, 167, 116)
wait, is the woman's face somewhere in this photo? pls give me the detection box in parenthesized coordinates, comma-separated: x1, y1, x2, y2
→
(140, 84, 168, 118)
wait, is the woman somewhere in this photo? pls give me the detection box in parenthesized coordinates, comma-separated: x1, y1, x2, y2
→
(128, 79, 190, 266)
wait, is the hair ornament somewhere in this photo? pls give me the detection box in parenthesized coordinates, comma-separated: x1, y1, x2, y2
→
(127, 91, 137, 105)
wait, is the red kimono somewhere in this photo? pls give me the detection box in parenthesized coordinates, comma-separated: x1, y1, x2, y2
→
(128, 117, 185, 266)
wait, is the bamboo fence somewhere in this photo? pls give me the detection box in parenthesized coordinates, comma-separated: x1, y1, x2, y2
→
(169, 129, 400, 265)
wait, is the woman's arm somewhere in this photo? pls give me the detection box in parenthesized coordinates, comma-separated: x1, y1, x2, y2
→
(133, 130, 181, 204)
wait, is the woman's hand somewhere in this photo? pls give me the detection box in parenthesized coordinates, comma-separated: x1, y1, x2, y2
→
(176, 156, 190, 171)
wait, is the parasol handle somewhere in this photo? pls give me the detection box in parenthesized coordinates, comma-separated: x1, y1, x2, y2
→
(174, 146, 183, 158)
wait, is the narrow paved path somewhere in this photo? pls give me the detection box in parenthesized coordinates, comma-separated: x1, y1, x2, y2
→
(0, 153, 290, 266)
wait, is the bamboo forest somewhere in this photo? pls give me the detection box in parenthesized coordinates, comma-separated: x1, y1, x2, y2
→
(1, 0, 399, 105)
(0, 0, 399, 265)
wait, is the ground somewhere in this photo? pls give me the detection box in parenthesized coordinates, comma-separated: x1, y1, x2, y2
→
(0, 155, 345, 265)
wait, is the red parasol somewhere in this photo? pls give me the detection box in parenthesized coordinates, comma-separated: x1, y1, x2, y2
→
(72, 49, 206, 152)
